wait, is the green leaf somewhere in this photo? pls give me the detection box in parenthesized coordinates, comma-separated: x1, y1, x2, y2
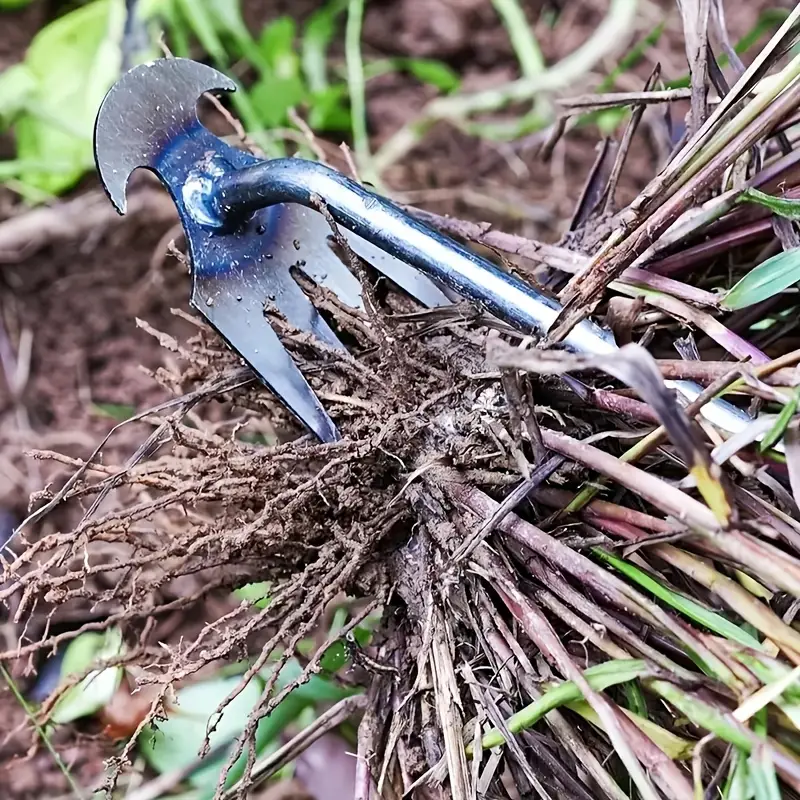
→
(138, 0, 191, 58)
(352, 624, 373, 646)
(565, 698, 693, 759)
(203, 0, 265, 71)
(734, 652, 800, 731)
(0, 0, 36, 8)
(259, 17, 300, 78)
(739, 187, 800, 220)
(140, 674, 266, 790)
(725, 750, 752, 800)
(250, 74, 307, 128)
(4, 0, 125, 195)
(174, 0, 226, 64)
(402, 57, 461, 93)
(307, 85, 351, 132)
(261, 658, 356, 705)
(724, 248, 800, 310)
(621, 680, 648, 718)
(594, 548, 764, 649)
(760, 386, 800, 452)
(50, 628, 124, 724)
(302, 0, 347, 92)
(595, 107, 628, 136)
(91, 402, 135, 421)
(249, 15, 308, 129)
(319, 640, 350, 674)
(142, 661, 356, 796)
(0, 64, 36, 126)
(233, 581, 271, 608)
(203, 0, 250, 47)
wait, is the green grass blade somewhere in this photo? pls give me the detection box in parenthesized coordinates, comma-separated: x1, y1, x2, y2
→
(1, 664, 86, 798)
(345, 0, 376, 183)
(302, 0, 346, 92)
(748, 745, 782, 800)
(491, 0, 544, 79)
(739, 187, 800, 220)
(723, 248, 800, 310)
(468, 659, 648, 753)
(594, 548, 763, 649)
(622, 679, 648, 718)
(760, 387, 800, 452)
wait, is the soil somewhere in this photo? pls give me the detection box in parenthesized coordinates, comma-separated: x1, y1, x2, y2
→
(0, 0, 789, 798)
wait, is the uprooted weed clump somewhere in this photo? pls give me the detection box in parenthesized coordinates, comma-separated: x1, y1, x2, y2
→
(3, 262, 549, 792)
(12, 5, 800, 800)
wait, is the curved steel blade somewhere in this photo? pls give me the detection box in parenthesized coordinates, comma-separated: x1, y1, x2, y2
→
(94, 59, 344, 440)
(94, 58, 449, 441)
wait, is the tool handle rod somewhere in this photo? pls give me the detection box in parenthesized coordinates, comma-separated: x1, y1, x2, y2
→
(210, 157, 768, 449)
(212, 158, 618, 356)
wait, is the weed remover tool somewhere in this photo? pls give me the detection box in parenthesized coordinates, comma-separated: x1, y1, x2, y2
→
(94, 58, 766, 447)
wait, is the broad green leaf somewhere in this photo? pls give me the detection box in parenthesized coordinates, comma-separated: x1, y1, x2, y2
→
(302, 0, 347, 92)
(0, 0, 36, 8)
(319, 640, 350, 673)
(50, 627, 124, 724)
(233, 581, 271, 608)
(6, 0, 125, 194)
(259, 17, 300, 78)
(218, 671, 345, 788)
(352, 624, 373, 646)
(724, 248, 800, 310)
(307, 85, 351, 131)
(140, 674, 266, 790)
(739, 187, 800, 220)
(403, 58, 460, 93)
(261, 658, 356, 705)
(250, 75, 307, 128)
(594, 548, 763, 649)
(0, 64, 36, 126)
(142, 661, 356, 796)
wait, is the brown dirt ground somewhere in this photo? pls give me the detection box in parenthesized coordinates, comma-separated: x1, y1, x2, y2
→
(0, 0, 790, 797)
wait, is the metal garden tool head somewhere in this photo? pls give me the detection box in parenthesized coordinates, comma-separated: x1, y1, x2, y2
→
(94, 58, 449, 442)
(94, 57, 774, 451)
